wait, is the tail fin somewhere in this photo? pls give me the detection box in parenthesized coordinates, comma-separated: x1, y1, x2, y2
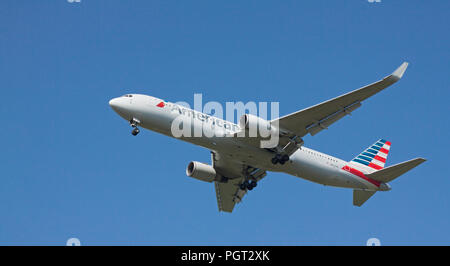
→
(350, 139, 391, 173)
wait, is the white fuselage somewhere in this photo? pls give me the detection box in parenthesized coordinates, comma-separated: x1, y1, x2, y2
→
(109, 94, 389, 192)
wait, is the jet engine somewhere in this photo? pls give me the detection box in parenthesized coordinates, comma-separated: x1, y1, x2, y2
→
(239, 114, 270, 130)
(186, 161, 216, 183)
(239, 114, 279, 139)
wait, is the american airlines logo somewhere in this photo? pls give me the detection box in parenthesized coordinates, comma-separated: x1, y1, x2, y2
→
(168, 103, 240, 133)
(167, 93, 280, 148)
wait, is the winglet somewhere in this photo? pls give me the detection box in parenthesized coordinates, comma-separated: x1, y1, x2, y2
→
(391, 62, 409, 81)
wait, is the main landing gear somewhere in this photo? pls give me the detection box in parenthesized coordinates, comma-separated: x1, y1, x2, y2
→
(239, 179, 257, 191)
(130, 118, 141, 136)
(271, 154, 289, 165)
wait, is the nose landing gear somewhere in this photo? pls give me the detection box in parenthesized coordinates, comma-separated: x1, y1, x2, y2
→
(129, 118, 141, 136)
(131, 127, 140, 136)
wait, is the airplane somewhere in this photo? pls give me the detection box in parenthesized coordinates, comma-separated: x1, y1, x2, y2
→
(109, 62, 426, 212)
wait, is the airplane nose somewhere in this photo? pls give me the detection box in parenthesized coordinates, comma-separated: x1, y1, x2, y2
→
(109, 97, 121, 111)
(109, 97, 131, 118)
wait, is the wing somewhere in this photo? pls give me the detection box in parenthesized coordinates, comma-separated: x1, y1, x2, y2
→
(273, 62, 409, 137)
(211, 151, 266, 213)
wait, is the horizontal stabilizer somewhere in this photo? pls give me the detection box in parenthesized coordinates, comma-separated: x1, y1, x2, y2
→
(353, 190, 376, 207)
(367, 158, 426, 183)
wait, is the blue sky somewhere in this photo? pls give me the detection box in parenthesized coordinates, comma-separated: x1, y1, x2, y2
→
(0, 0, 449, 245)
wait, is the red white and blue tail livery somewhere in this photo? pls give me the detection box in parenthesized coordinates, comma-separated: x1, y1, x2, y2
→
(350, 139, 391, 173)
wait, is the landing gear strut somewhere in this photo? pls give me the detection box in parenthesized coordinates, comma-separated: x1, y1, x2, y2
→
(271, 154, 289, 165)
(130, 118, 141, 136)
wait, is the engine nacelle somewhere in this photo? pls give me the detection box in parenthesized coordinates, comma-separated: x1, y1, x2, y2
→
(186, 161, 216, 183)
(239, 114, 278, 138)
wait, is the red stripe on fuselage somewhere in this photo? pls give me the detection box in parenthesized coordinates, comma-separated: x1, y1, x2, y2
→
(342, 166, 381, 187)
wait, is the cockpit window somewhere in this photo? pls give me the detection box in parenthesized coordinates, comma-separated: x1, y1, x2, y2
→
(122, 94, 133, 98)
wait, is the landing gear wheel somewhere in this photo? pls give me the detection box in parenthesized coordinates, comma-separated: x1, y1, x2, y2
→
(246, 181, 257, 190)
(273, 154, 289, 165)
(271, 157, 279, 165)
(272, 153, 287, 165)
(240, 180, 250, 190)
(131, 127, 140, 136)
